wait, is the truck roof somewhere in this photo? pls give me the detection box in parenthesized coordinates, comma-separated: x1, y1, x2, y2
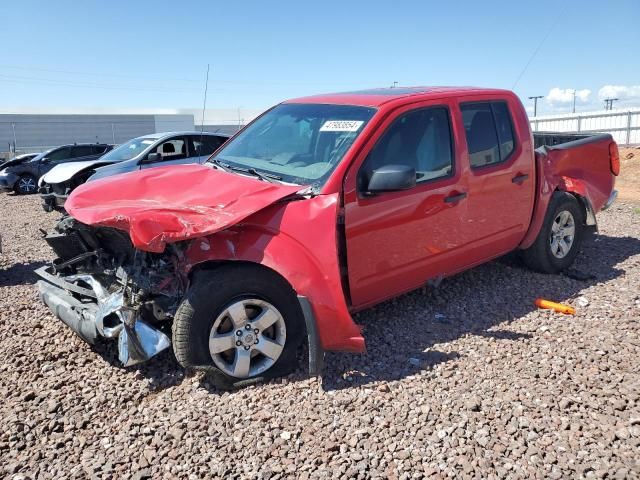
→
(286, 86, 513, 107)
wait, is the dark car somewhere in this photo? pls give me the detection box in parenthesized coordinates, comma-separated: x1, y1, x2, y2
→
(0, 143, 113, 194)
(39, 132, 230, 212)
(0, 152, 40, 170)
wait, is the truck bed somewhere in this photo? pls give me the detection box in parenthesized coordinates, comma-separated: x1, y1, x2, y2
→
(533, 131, 593, 149)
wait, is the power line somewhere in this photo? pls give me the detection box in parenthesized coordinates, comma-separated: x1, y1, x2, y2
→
(511, 2, 568, 89)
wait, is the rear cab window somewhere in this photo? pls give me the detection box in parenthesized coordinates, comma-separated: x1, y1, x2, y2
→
(461, 101, 516, 168)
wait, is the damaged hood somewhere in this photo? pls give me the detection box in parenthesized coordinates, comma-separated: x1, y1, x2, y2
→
(41, 159, 109, 185)
(65, 164, 304, 252)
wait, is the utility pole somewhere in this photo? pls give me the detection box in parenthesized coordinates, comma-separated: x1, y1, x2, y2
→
(571, 90, 577, 114)
(528, 95, 544, 117)
(604, 98, 619, 110)
(391, 81, 398, 88)
(11, 123, 17, 150)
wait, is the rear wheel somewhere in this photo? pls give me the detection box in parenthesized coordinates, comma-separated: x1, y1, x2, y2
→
(521, 192, 584, 273)
(14, 174, 37, 194)
(172, 264, 304, 389)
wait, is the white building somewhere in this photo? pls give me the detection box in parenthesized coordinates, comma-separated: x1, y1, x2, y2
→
(0, 107, 265, 152)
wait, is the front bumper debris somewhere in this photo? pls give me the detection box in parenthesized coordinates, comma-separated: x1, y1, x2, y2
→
(36, 266, 170, 366)
(39, 184, 69, 212)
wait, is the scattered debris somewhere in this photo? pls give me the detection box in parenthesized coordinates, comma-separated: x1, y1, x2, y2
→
(534, 298, 576, 315)
(576, 296, 589, 307)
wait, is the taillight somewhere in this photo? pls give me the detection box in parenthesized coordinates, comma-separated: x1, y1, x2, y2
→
(609, 142, 620, 176)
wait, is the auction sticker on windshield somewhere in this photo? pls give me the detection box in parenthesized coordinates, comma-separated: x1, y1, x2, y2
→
(319, 120, 364, 132)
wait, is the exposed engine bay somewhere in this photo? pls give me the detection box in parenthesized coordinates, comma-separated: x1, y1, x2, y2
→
(36, 216, 186, 365)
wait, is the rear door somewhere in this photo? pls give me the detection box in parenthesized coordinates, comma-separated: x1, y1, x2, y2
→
(188, 134, 227, 163)
(69, 145, 95, 161)
(456, 97, 534, 264)
(343, 100, 472, 308)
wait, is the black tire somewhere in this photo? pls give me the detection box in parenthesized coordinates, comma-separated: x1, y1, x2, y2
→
(521, 192, 584, 274)
(172, 264, 304, 389)
(14, 174, 38, 195)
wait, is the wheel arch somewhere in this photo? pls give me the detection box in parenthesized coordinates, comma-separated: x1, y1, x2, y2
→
(520, 186, 592, 250)
(187, 259, 325, 376)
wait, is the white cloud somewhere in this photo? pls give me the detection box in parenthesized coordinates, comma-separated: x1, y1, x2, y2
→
(546, 88, 591, 105)
(598, 85, 640, 100)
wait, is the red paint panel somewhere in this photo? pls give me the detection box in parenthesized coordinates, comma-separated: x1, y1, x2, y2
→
(65, 164, 301, 252)
(520, 137, 616, 249)
(184, 194, 365, 353)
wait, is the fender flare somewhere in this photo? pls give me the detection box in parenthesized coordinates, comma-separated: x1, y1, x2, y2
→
(182, 196, 365, 355)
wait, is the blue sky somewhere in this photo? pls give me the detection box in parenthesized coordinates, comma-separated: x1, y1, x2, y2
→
(1, 0, 638, 114)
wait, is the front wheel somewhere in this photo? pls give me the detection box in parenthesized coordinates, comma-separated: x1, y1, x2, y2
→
(14, 174, 38, 194)
(521, 192, 584, 273)
(172, 264, 304, 388)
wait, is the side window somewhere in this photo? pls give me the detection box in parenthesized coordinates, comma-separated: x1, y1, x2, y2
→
(189, 135, 226, 157)
(46, 147, 71, 162)
(361, 107, 454, 187)
(461, 101, 516, 168)
(154, 137, 187, 161)
(92, 145, 108, 155)
(491, 102, 515, 160)
(71, 146, 94, 158)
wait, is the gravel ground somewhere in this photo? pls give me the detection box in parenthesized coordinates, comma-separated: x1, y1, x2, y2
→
(1, 194, 639, 479)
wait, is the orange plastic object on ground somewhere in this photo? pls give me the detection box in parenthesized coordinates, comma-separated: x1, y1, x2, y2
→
(534, 298, 576, 315)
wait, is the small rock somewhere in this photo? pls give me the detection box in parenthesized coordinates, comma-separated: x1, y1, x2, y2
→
(22, 391, 36, 402)
(46, 400, 61, 414)
(614, 428, 629, 441)
(280, 431, 291, 441)
(577, 296, 589, 307)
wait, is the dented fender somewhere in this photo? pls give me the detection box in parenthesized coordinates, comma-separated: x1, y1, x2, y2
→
(520, 135, 615, 249)
(184, 193, 365, 353)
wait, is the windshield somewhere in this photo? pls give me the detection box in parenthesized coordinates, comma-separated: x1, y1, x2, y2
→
(100, 137, 157, 162)
(209, 103, 376, 187)
(28, 147, 57, 163)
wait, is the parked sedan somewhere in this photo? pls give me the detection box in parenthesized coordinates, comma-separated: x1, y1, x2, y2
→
(0, 144, 112, 195)
(39, 131, 230, 212)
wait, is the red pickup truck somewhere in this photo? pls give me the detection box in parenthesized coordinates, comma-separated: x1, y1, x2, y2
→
(36, 87, 619, 388)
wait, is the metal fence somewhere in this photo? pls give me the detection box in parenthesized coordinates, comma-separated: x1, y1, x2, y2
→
(529, 109, 640, 146)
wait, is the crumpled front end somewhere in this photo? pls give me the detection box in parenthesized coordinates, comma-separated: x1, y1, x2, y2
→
(36, 216, 185, 366)
(39, 181, 70, 213)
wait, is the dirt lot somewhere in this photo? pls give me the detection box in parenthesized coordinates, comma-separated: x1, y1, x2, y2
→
(1, 190, 639, 478)
(618, 147, 640, 203)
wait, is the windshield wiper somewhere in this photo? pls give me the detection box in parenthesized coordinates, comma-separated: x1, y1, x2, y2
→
(246, 168, 282, 183)
(209, 158, 283, 183)
(209, 158, 233, 173)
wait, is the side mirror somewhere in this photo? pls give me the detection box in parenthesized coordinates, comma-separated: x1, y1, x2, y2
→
(365, 164, 416, 194)
(144, 152, 162, 163)
(41, 157, 50, 164)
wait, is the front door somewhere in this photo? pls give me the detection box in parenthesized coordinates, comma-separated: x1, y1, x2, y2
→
(343, 102, 470, 308)
(141, 136, 188, 169)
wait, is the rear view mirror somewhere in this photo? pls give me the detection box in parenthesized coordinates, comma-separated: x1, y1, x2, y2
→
(144, 152, 162, 163)
(365, 164, 416, 194)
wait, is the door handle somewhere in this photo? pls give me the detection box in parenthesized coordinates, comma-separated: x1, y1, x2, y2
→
(444, 192, 467, 203)
(512, 173, 529, 184)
